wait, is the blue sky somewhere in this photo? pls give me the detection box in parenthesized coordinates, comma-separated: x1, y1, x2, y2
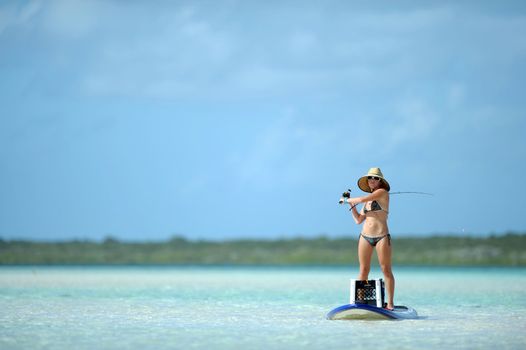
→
(1, 0, 525, 241)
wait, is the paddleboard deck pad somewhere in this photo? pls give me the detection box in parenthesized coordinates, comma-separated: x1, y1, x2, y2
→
(327, 303, 418, 320)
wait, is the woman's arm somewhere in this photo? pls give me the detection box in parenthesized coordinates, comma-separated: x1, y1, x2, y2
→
(346, 189, 388, 224)
(348, 189, 388, 206)
(349, 201, 365, 224)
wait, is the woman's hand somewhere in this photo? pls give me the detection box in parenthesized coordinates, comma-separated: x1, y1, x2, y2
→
(348, 198, 360, 207)
(339, 190, 351, 204)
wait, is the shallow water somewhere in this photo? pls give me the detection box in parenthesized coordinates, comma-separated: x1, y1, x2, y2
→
(1, 266, 525, 349)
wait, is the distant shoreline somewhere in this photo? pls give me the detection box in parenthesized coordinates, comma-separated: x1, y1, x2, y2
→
(1, 233, 525, 266)
(1, 231, 522, 243)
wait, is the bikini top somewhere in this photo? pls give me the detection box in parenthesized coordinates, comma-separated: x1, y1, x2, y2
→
(363, 200, 388, 214)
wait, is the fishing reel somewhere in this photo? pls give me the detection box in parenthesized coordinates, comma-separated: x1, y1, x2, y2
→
(338, 189, 352, 204)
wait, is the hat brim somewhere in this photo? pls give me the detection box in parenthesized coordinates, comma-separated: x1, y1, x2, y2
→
(357, 176, 391, 193)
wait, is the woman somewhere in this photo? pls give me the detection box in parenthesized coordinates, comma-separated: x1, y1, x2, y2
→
(342, 167, 394, 310)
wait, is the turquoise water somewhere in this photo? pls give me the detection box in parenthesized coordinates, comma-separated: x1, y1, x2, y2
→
(1, 266, 525, 349)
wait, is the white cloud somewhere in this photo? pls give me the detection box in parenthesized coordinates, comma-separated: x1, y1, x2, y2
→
(229, 93, 444, 190)
(288, 30, 319, 55)
(42, 0, 106, 38)
(230, 111, 338, 188)
(0, 0, 41, 35)
(4, 0, 512, 105)
(233, 115, 295, 186)
(390, 98, 439, 147)
(447, 83, 467, 109)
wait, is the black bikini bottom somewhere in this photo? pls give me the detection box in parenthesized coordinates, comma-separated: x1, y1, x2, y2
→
(360, 233, 391, 247)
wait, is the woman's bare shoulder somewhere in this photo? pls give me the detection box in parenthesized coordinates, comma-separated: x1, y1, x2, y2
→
(373, 188, 389, 197)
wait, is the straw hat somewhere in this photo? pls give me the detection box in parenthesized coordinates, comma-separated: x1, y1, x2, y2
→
(357, 167, 391, 193)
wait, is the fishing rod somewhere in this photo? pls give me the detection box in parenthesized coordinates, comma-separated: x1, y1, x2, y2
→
(338, 189, 433, 210)
(390, 191, 434, 196)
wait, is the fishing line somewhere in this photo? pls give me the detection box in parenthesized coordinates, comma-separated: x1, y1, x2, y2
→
(390, 191, 434, 196)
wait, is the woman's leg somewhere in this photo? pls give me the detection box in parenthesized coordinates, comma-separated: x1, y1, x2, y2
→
(376, 236, 395, 309)
(357, 235, 373, 280)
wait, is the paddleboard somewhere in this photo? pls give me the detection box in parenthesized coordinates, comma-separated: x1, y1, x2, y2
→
(327, 303, 418, 320)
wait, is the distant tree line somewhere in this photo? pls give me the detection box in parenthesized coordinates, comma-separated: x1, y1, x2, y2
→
(0, 233, 525, 266)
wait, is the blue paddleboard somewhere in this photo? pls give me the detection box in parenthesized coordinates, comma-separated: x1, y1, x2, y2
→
(327, 303, 418, 320)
